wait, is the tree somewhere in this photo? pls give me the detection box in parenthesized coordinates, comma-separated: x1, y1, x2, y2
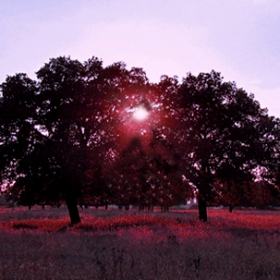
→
(104, 72, 192, 211)
(0, 56, 160, 224)
(0, 57, 117, 224)
(177, 71, 279, 221)
(0, 74, 38, 183)
(107, 136, 189, 211)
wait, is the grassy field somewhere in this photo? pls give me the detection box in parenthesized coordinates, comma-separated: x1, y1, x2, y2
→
(0, 206, 280, 280)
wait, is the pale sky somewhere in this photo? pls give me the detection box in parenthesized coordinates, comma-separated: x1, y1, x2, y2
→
(1, 0, 280, 117)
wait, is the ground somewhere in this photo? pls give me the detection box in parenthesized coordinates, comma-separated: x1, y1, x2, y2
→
(0, 206, 280, 280)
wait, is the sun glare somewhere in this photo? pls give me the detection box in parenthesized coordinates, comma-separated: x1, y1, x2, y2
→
(132, 106, 149, 121)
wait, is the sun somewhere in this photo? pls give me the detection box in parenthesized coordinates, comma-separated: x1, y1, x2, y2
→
(132, 105, 149, 121)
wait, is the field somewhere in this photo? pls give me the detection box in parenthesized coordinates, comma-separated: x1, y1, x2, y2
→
(0, 206, 280, 280)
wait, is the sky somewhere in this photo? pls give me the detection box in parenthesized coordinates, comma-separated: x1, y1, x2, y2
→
(1, 0, 280, 118)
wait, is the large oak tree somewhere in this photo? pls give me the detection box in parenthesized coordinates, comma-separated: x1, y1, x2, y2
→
(0, 57, 126, 224)
(177, 71, 280, 221)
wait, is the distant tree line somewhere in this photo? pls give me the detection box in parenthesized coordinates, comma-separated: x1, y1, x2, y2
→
(0, 56, 279, 224)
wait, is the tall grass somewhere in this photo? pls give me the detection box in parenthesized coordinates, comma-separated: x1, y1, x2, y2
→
(0, 207, 280, 279)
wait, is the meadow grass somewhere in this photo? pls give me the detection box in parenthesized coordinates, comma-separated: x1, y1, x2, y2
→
(0, 206, 280, 279)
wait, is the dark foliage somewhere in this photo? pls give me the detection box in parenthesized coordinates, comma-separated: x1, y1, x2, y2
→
(0, 58, 279, 224)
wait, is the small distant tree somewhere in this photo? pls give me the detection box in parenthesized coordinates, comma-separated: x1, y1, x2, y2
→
(107, 135, 190, 211)
(78, 164, 111, 208)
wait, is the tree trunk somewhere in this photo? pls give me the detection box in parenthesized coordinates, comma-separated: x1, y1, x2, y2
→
(198, 196, 207, 222)
(66, 195, 81, 226)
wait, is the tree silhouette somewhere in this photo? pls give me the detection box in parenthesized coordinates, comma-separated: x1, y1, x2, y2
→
(1, 58, 279, 225)
(107, 136, 189, 211)
(0, 57, 120, 224)
(177, 71, 279, 221)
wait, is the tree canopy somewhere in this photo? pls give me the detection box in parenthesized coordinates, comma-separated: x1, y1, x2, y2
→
(0, 56, 279, 224)
(176, 71, 280, 220)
